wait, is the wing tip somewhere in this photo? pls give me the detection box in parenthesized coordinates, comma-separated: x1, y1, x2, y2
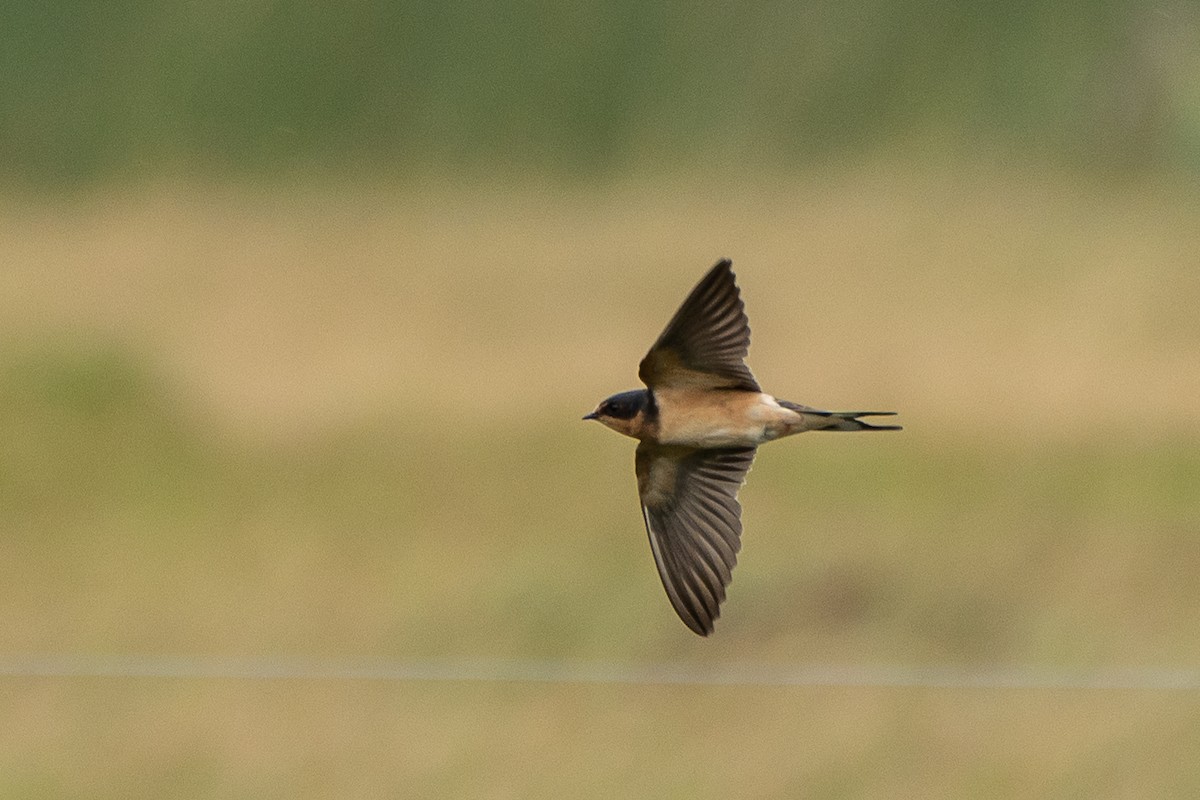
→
(642, 503, 724, 638)
(675, 598, 717, 636)
(699, 258, 735, 288)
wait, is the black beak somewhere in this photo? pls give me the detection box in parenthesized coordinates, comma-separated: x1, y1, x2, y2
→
(582, 411, 599, 421)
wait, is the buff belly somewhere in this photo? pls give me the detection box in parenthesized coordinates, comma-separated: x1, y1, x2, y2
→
(653, 390, 801, 448)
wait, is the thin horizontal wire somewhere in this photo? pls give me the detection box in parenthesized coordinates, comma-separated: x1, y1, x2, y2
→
(2, 654, 1200, 690)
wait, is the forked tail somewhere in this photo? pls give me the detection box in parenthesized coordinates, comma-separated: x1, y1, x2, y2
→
(778, 400, 902, 432)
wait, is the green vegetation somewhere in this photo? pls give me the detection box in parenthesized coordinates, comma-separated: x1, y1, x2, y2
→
(3, 342, 1200, 797)
(3, 1, 1199, 184)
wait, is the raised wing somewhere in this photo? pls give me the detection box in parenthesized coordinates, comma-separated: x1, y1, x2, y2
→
(635, 441, 756, 635)
(638, 259, 760, 392)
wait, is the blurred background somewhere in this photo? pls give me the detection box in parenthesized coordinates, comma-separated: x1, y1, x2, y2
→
(3, 1, 1200, 797)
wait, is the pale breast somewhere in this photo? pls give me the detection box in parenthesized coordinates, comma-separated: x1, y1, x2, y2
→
(654, 389, 799, 448)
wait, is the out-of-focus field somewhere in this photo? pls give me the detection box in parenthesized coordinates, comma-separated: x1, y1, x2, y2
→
(3, 164, 1200, 797)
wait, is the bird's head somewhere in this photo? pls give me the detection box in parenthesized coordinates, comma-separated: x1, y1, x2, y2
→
(583, 389, 652, 438)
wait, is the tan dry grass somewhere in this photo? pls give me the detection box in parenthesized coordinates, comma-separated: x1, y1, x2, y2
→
(3, 164, 1200, 798)
(4, 679, 1200, 798)
(4, 163, 1197, 441)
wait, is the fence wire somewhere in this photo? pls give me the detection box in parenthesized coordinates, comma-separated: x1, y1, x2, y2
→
(3, 654, 1200, 690)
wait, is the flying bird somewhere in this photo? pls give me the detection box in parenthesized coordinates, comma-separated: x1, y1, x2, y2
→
(584, 259, 900, 636)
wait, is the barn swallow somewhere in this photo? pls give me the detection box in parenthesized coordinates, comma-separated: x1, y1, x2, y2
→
(584, 259, 900, 636)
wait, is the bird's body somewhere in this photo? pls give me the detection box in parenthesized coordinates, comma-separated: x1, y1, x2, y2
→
(600, 387, 829, 447)
(585, 259, 899, 636)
